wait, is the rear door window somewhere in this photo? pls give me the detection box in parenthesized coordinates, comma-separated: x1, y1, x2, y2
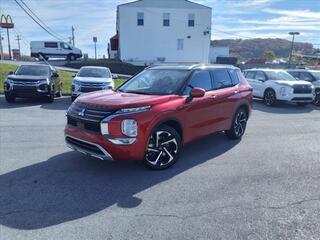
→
(212, 69, 233, 89)
(183, 70, 212, 95)
(254, 71, 267, 81)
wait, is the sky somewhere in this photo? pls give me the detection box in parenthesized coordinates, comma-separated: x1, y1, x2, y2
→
(0, 0, 319, 57)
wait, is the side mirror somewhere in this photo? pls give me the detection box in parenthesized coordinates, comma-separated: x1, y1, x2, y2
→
(112, 73, 118, 79)
(72, 73, 76, 77)
(52, 72, 59, 78)
(190, 87, 205, 98)
(8, 71, 14, 75)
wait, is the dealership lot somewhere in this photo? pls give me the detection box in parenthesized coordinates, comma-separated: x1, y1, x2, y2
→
(0, 96, 320, 240)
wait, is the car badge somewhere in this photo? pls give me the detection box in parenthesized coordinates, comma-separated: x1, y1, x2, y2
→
(78, 109, 86, 117)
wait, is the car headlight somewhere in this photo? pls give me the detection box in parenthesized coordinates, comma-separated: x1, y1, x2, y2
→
(280, 86, 293, 96)
(102, 82, 113, 90)
(5, 78, 13, 84)
(72, 80, 80, 91)
(116, 106, 150, 114)
(121, 119, 137, 137)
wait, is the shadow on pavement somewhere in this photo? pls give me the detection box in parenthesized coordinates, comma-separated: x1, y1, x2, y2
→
(0, 133, 239, 230)
(0, 95, 71, 111)
(252, 98, 318, 114)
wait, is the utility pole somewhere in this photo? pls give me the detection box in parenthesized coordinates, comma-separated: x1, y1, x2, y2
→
(93, 36, 97, 59)
(288, 32, 300, 66)
(71, 26, 75, 47)
(15, 34, 21, 54)
(0, 29, 3, 58)
(6, 28, 11, 60)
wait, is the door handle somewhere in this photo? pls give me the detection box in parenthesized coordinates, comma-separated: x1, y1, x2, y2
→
(234, 90, 238, 94)
(210, 95, 217, 99)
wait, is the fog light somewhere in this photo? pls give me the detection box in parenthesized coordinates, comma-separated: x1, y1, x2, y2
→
(39, 84, 48, 91)
(121, 119, 137, 137)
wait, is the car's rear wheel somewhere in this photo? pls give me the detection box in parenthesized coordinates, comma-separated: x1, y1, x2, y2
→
(226, 108, 248, 139)
(144, 125, 182, 170)
(264, 89, 277, 106)
(56, 84, 62, 97)
(5, 92, 15, 103)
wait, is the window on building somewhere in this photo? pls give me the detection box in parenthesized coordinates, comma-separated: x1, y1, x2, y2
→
(177, 39, 184, 50)
(163, 13, 170, 26)
(188, 14, 195, 27)
(137, 12, 144, 26)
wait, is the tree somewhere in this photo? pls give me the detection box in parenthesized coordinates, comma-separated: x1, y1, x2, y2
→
(263, 51, 276, 61)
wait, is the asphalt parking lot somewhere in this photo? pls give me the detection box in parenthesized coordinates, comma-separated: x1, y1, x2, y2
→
(0, 96, 319, 240)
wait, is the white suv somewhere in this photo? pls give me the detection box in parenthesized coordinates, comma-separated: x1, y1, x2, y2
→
(71, 66, 114, 101)
(243, 69, 314, 106)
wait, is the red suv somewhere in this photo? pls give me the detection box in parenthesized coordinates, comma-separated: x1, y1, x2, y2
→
(65, 64, 252, 169)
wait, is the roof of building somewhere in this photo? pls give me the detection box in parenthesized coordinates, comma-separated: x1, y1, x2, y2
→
(118, 0, 211, 9)
(147, 63, 238, 70)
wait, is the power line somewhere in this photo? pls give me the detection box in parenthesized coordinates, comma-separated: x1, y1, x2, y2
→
(19, 0, 67, 40)
(14, 0, 64, 41)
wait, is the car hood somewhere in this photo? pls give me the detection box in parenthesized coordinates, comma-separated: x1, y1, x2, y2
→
(272, 80, 312, 86)
(76, 90, 179, 109)
(7, 75, 48, 80)
(73, 76, 112, 83)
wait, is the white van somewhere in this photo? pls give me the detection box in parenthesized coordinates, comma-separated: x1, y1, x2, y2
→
(30, 41, 82, 61)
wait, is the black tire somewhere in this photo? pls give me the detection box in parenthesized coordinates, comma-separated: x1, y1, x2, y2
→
(47, 86, 55, 103)
(144, 125, 182, 170)
(296, 102, 308, 107)
(5, 93, 15, 103)
(71, 96, 77, 102)
(264, 89, 277, 106)
(56, 84, 62, 97)
(68, 54, 76, 61)
(225, 108, 248, 140)
(314, 90, 320, 106)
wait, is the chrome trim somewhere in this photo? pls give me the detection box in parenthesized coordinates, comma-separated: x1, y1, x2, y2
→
(65, 135, 113, 161)
(107, 137, 136, 145)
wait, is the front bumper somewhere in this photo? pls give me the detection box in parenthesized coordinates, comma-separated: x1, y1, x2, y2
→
(278, 93, 314, 103)
(64, 125, 147, 161)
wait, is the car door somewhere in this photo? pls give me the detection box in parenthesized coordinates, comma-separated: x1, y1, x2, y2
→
(245, 71, 258, 96)
(210, 68, 240, 131)
(253, 71, 267, 97)
(182, 70, 220, 140)
(59, 42, 71, 57)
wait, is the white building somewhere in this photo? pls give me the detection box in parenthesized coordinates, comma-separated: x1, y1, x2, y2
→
(209, 46, 229, 63)
(109, 0, 212, 65)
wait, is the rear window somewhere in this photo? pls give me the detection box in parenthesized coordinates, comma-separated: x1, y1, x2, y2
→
(228, 69, 240, 85)
(44, 42, 58, 48)
(212, 69, 233, 89)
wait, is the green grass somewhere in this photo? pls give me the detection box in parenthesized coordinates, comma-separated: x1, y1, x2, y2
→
(0, 63, 126, 95)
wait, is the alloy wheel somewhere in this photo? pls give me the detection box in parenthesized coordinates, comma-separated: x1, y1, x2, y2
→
(314, 92, 320, 106)
(265, 90, 276, 106)
(234, 110, 247, 138)
(145, 130, 179, 167)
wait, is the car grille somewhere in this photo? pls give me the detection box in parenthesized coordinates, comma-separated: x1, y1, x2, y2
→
(65, 136, 105, 155)
(67, 103, 116, 133)
(11, 79, 40, 86)
(13, 85, 38, 93)
(293, 85, 312, 94)
(81, 87, 103, 93)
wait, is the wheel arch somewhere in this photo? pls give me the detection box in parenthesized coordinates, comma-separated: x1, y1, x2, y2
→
(264, 87, 276, 98)
(152, 117, 184, 143)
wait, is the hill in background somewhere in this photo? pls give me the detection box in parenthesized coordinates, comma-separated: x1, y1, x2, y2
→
(211, 38, 315, 61)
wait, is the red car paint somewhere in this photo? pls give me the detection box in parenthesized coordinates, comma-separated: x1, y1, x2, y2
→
(65, 65, 252, 162)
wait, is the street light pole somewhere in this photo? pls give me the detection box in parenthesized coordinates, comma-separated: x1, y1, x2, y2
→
(6, 28, 11, 60)
(93, 36, 97, 60)
(288, 32, 300, 66)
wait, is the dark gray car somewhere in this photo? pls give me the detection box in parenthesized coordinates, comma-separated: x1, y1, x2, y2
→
(3, 64, 62, 103)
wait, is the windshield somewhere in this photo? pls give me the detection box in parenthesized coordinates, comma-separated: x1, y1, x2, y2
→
(265, 71, 296, 81)
(311, 71, 320, 80)
(78, 68, 111, 78)
(118, 69, 190, 95)
(15, 65, 50, 76)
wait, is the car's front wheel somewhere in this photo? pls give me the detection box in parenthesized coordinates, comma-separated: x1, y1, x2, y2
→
(264, 89, 277, 106)
(226, 108, 248, 139)
(144, 125, 182, 170)
(47, 87, 55, 103)
(5, 92, 15, 103)
(314, 89, 320, 106)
